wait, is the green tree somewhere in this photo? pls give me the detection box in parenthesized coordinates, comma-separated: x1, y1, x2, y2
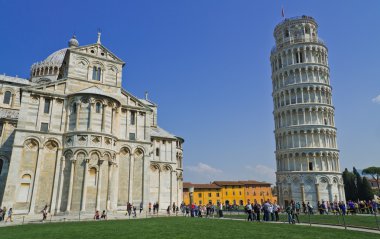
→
(362, 166, 380, 192)
(361, 177, 374, 200)
(342, 168, 357, 201)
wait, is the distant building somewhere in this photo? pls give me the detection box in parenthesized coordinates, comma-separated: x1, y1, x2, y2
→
(183, 180, 276, 206)
(368, 178, 380, 191)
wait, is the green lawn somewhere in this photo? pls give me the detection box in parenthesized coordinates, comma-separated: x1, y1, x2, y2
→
(0, 217, 379, 239)
(223, 212, 380, 229)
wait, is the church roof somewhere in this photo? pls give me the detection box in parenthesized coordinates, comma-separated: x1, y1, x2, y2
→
(0, 74, 30, 85)
(151, 126, 177, 139)
(70, 86, 120, 102)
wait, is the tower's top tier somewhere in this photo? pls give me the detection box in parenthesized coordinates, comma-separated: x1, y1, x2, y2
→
(273, 15, 324, 52)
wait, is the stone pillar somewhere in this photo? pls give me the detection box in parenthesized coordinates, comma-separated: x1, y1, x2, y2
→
(88, 102, 94, 131)
(11, 93, 16, 108)
(81, 158, 89, 212)
(56, 156, 66, 213)
(128, 155, 134, 203)
(96, 160, 104, 211)
(29, 146, 45, 214)
(288, 183, 292, 201)
(107, 162, 113, 210)
(300, 183, 305, 202)
(50, 149, 63, 214)
(75, 102, 80, 130)
(66, 160, 76, 212)
(101, 104, 107, 132)
(315, 183, 320, 202)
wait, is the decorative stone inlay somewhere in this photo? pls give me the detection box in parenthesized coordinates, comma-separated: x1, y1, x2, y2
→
(77, 135, 87, 145)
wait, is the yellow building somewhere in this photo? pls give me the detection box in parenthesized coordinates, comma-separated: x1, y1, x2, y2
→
(183, 180, 277, 206)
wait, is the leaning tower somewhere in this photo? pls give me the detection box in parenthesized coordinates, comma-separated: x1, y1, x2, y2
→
(270, 16, 345, 207)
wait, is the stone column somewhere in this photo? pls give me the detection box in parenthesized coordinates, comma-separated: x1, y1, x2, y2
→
(315, 183, 320, 202)
(56, 156, 66, 213)
(288, 183, 292, 201)
(88, 102, 94, 131)
(101, 104, 107, 132)
(107, 162, 113, 210)
(66, 160, 76, 212)
(81, 158, 89, 212)
(96, 159, 104, 211)
(50, 149, 63, 214)
(75, 102, 80, 130)
(29, 146, 45, 214)
(128, 155, 134, 203)
(300, 183, 305, 202)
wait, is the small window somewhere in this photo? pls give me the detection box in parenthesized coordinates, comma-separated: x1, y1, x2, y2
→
(208, 193, 211, 197)
(232, 192, 235, 196)
(130, 111, 136, 125)
(216, 193, 220, 197)
(92, 67, 102, 81)
(3, 91, 11, 104)
(225, 192, 228, 196)
(72, 102, 77, 113)
(40, 123, 49, 132)
(129, 133, 136, 141)
(324, 119, 328, 125)
(285, 29, 290, 37)
(44, 98, 51, 114)
(309, 162, 313, 171)
(239, 191, 242, 195)
(155, 148, 160, 156)
(198, 193, 202, 197)
(199, 200, 202, 205)
(96, 102, 101, 113)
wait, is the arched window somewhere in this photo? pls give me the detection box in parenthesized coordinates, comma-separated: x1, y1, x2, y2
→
(3, 91, 11, 104)
(72, 102, 77, 113)
(92, 66, 102, 81)
(88, 167, 97, 186)
(96, 102, 101, 113)
(156, 148, 160, 156)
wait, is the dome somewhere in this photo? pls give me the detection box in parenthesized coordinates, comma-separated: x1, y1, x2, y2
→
(43, 48, 68, 65)
(68, 35, 79, 48)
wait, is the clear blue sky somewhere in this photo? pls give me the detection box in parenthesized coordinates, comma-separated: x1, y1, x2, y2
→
(1, 0, 379, 183)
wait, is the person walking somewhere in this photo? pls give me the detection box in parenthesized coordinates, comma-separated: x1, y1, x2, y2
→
(101, 210, 107, 220)
(41, 204, 48, 222)
(149, 202, 152, 214)
(246, 202, 253, 221)
(5, 208, 13, 223)
(140, 201, 143, 214)
(273, 202, 279, 221)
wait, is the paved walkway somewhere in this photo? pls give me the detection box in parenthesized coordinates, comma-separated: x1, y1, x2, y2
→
(216, 217, 380, 235)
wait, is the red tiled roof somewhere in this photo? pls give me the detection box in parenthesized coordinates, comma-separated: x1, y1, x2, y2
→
(238, 180, 272, 186)
(183, 182, 221, 189)
(212, 181, 244, 186)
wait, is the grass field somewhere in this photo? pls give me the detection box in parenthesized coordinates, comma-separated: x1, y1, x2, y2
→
(0, 217, 379, 239)
(222, 212, 380, 229)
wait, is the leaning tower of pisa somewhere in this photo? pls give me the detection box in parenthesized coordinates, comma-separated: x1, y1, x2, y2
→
(270, 16, 345, 207)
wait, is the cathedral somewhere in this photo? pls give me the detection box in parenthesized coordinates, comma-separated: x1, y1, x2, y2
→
(0, 34, 184, 215)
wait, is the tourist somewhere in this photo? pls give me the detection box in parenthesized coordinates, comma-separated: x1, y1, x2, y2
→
(41, 204, 48, 222)
(263, 200, 270, 221)
(273, 202, 279, 221)
(285, 204, 294, 224)
(149, 202, 152, 214)
(307, 202, 314, 214)
(246, 202, 253, 221)
(302, 201, 307, 214)
(126, 202, 132, 216)
(269, 202, 274, 221)
(140, 201, 143, 214)
(94, 210, 100, 220)
(101, 210, 107, 220)
(253, 201, 261, 222)
(172, 202, 176, 213)
(167, 205, 170, 215)
(185, 205, 190, 217)
(5, 208, 13, 223)
(291, 201, 299, 223)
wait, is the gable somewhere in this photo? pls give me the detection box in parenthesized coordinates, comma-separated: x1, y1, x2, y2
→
(120, 89, 152, 110)
(72, 43, 125, 65)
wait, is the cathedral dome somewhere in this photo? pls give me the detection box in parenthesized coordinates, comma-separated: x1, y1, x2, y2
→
(30, 48, 68, 82)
